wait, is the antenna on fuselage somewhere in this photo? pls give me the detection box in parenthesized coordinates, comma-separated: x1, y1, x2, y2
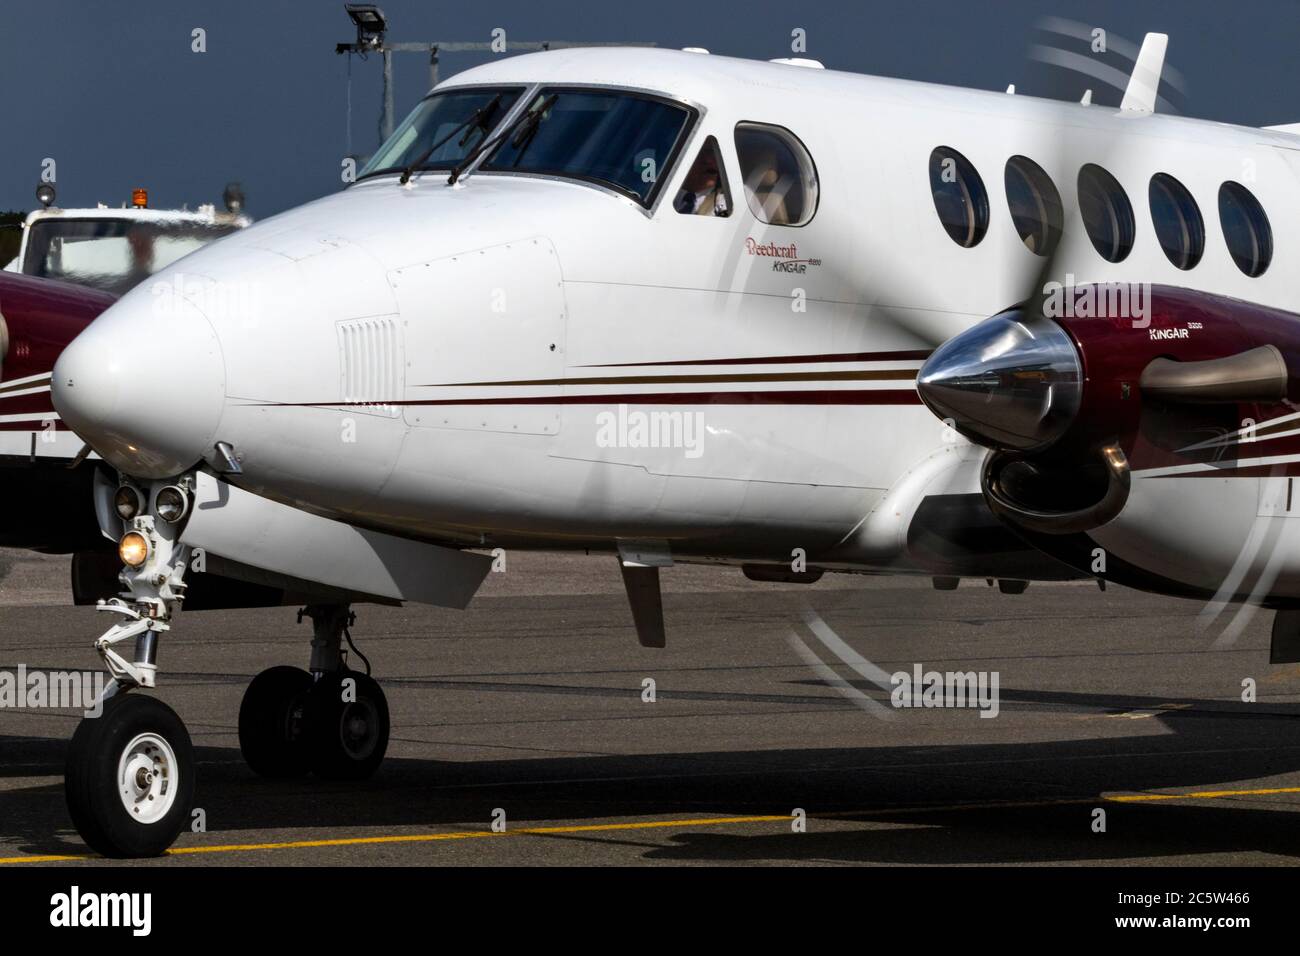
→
(1120, 32, 1167, 114)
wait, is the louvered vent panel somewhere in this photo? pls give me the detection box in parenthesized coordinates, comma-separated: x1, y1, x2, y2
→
(338, 317, 401, 416)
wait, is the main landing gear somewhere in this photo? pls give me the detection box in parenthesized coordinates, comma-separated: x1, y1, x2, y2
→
(64, 479, 390, 857)
(238, 604, 390, 781)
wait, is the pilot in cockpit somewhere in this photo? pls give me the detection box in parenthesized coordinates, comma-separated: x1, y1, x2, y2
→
(673, 138, 730, 216)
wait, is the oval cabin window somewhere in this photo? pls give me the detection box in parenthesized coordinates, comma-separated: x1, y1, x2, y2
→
(1149, 172, 1205, 270)
(1077, 163, 1134, 263)
(929, 146, 988, 247)
(1004, 155, 1063, 257)
(1218, 180, 1272, 277)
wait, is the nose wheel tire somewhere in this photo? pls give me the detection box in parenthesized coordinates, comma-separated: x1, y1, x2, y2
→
(65, 694, 195, 858)
(305, 672, 389, 780)
(238, 666, 314, 778)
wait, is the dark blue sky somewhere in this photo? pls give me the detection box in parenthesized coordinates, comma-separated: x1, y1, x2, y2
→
(3, 0, 1297, 217)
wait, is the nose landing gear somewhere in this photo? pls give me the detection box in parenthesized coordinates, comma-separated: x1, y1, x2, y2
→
(63, 479, 391, 858)
(64, 500, 197, 858)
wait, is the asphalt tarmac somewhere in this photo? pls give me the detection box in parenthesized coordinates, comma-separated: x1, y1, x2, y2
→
(2, 549, 1299, 866)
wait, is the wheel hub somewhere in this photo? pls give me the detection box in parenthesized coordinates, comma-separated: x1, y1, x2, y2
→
(117, 732, 178, 824)
(339, 700, 379, 760)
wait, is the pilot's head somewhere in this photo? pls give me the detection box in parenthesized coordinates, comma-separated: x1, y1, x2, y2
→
(683, 146, 721, 194)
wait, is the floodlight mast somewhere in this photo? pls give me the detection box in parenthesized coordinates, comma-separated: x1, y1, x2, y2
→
(335, 4, 655, 144)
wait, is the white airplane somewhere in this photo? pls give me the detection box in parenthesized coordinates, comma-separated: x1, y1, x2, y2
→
(45, 39, 1300, 856)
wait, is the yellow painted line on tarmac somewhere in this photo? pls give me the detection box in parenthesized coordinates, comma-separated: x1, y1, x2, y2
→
(4, 785, 1300, 864)
(0, 852, 89, 864)
(164, 814, 795, 856)
(1107, 785, 1300, 802)
(0, 814, 791, 864)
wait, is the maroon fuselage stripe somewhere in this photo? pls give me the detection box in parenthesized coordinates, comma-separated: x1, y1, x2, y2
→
(0, 382, 60, 430)
(274, 389, 924, 408)
(0, 420, 67, 432)
(577, 349, 934, 368)
(427, 369, 919, 388)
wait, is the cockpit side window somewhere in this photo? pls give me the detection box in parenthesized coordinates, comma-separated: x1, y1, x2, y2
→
(673, 136, 732, 217)
(733, 123, 819, 226)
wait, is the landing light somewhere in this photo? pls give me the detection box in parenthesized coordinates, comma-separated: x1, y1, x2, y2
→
(155, 486, 189, 523)
(113, 485, 143, 520)
(119, 531, 150, 568)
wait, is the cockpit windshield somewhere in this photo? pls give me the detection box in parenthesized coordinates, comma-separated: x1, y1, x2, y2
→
(359, 86, 523, 179)
(481, 89, 696, 206)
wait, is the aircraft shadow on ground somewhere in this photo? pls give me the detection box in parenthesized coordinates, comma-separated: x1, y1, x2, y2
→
(2, 684, 1300, 863)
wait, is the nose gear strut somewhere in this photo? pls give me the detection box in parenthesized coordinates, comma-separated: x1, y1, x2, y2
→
(67, 476, 198, 857)
(91, 510, 192, 699)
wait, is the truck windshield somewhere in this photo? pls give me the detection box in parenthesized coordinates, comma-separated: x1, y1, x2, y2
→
(359, 86, 524, 180)
(480, 89, 696, 206)
(22, 218, 240, 294)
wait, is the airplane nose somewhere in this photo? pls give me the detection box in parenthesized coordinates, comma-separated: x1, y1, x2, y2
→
(52, 284, 226, 479)
(917, 309, 1082, 451)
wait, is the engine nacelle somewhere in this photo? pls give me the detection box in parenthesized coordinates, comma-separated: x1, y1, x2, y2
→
(918, 285, 1300, 602)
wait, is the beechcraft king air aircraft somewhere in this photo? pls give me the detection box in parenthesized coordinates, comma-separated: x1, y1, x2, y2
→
(44, 40, 1300, 855)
